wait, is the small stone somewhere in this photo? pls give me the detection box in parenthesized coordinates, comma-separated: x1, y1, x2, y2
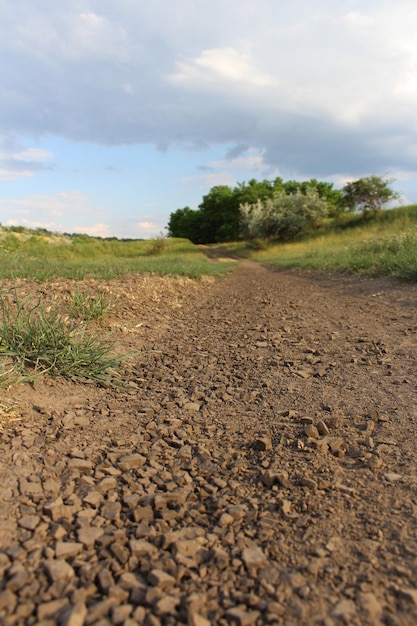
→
(97, 569, 115, 593)
(44, 559, 75, 582)
(278, 498, 291, 516)
(316, 420, 330, 436)
(0, 589, 18, 612)
(112, 604, 133, 624)
(261, 470, 275, 487)
(148, 569, 176, 590)
(119, 572, 145, 591)
(384, 472, 402, 482)
(254, 437, 272, 451)
(219, 513, 234, 527)
(82, 491, 103, 508)
(67, 459, 93, 472)
(326, 437, 345, 453)
(299, 477, 318, 490)
(173, 539, 203, 559)
(242, 546, 267, 570)
(77, 527, 104, 548)
(129, 539, 158, 557)
(95, 477, 118, 493)
(304, 425, 320, 439)
(225, 607, 260, 625)
(366, 456, 383, 470)
(85, 598, 117, 623)
(37, 599, 68, 620)
(111, 543, 130, 565)
(117, 454, 146, 471)
(6, 567, 30, 592)
(296, 370, 311, 379)
(18, 515, 41, 530)
(326, 536, 344, 553)
(226, 505, 246, 522)
(132, 505, 154, 523)
(19, 479, 44, 498)
(155, 595, 180, 615)
(183, 402, 201, 412)
(101, 501, 122, 520)
(55, 542, 83, 559)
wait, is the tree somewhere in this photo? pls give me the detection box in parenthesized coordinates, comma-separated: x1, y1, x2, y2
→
(167, 207, 202, 242)
(197, 185, 237, 243)
(342, 175, 400, 217)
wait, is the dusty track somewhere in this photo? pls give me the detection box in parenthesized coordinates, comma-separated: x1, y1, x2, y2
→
(1, 259, 417, 625)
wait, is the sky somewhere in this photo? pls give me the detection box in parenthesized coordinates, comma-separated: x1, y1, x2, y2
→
(1, 0, 417, 239)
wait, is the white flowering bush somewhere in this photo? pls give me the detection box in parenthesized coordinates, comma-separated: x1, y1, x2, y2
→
(240, 188, 330, 241)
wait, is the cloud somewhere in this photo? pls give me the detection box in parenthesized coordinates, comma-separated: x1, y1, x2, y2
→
(168, 47, 276, 90)
(0, 138, 53, 180)
(1, 0, 417, 185)
(72, 223, 112, 238)
(0, 191, 108, 233)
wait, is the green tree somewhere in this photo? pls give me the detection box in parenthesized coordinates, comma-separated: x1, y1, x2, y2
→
(197, 185, 237, 243)
(167, 206, 205, 242)
(342, 175, 400, 217)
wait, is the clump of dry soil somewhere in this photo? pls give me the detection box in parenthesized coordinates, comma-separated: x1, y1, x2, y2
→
(1, 259, 417, 625)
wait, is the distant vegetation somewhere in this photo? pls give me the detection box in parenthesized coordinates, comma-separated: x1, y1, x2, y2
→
(224, 203, 417, 281)
(168, 177, 344, 244)
(167, 175, 400, 244)
(0, 229, 235, 280)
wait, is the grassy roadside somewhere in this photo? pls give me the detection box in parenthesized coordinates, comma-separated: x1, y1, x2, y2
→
(0, 234, 236, 280)
(223, 204, 417, 281)
(0, 233, 236, 392)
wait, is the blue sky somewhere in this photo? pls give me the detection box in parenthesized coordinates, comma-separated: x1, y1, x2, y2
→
(1, 0, 417, 238)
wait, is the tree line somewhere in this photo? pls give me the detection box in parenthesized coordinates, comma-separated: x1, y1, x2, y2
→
(167, 175, 399, 244)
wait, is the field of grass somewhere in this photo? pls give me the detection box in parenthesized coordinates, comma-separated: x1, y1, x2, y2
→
(225, 204, 417, 281)
(0, 232, 235, 280)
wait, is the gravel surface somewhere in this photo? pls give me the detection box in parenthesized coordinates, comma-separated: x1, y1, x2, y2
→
(1, 258, 417, 625)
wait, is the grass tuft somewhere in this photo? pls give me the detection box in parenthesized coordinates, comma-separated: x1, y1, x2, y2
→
(68, 288, 113, 320)
(0, 289, 126, 385)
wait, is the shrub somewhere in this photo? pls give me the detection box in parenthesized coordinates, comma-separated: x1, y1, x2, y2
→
(240, 189, 330, 241)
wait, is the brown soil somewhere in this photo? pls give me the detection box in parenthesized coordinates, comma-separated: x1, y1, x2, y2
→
(1, 258, 417, 625)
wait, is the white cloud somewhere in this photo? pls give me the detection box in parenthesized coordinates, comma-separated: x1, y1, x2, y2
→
(72, 223, 112, 237)
(169, 47, 276, 90)
(0, 191, 108, 232)
(0, 168, 34, 182)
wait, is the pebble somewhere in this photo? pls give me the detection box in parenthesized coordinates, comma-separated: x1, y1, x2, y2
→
(43, 559, 75, 582)
(242, 546, 267, 570)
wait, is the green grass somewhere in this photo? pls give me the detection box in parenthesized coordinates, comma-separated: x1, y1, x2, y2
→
(68, 289, 113, 321)
(0, 289, 127, 387)
(224, 205, 417, 280)
(0, 235, 236, 280)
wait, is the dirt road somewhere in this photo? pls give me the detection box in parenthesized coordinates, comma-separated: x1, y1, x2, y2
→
(1, 259, 417, 625)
